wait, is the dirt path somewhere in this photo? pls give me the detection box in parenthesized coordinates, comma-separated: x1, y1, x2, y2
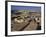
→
(23, 20, 38, 31)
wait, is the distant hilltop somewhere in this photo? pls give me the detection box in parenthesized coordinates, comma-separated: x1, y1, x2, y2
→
(11, 10, 41, 14)
(17, 10, 31, 13)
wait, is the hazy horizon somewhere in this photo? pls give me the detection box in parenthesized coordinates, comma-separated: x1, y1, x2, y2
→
(11, 5, 41, 13)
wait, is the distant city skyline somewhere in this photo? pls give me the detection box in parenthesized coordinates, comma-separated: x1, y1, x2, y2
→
(11, 5, 41, 12)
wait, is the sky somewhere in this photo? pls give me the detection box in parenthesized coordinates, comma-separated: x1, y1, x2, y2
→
(11, 5, 41, 12)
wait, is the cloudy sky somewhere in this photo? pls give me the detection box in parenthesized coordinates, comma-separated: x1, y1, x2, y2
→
(11, 5, 41, 12)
